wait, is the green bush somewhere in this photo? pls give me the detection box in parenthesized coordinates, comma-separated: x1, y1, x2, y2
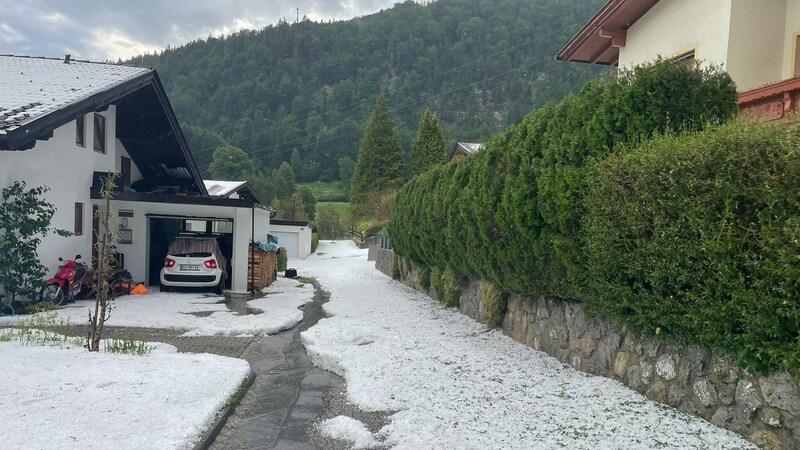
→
(311, 232, 319, 253)
(277, 247, 288, 271)
(442, 267, 461, 308)
(390, 59, 737, 299)
(583, 121, 800, 373)
(391, 251, 401, 280)
(480, 280, 506, 329)
(430, 266, 444, 301)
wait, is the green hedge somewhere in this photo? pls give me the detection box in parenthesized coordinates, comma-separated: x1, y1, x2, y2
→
(390, 60, 737, 298)
(311, 232, 320, 253)
(386, 60, 800, 373)
(584, 121, 800, 373)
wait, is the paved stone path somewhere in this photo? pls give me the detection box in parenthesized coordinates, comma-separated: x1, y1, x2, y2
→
(209, 285, 332, 449)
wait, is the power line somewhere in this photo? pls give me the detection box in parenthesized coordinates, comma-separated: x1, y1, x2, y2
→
(197, 60, 573, 171)
(191, 19, 588, 156)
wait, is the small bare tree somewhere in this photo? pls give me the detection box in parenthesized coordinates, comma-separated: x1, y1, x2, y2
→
(87, 174, 118, 351)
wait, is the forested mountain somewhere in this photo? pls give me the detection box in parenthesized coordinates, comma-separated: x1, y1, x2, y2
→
(129, 0, 605, 181)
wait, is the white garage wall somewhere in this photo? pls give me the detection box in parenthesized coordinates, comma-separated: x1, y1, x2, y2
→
(270, 223, 312, 259)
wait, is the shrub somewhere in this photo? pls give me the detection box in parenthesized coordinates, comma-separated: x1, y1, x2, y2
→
(418, 265, 431, 290)
(442, 267, 461, 308)
(277, 247, 288, 271)
(430, 266, 444, 302)
(583, 120, 800, 373)
(311, 232, 319, 253)
(480, 280, 506, 329)
(391, 251, 401, 280)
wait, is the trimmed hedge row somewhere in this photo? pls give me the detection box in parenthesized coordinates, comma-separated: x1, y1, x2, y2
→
(390, 60, 737, 297)
(584, 122, 800, 373)
(388, 60, 800, 373)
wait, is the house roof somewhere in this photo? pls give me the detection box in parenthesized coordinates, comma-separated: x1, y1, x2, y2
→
(556, 0, 660, 66)
(0, 55, 208, 196)
(449, 142, 484, 160)
(0, 55, 150, 138)
(204, 180, 261, 203)
(271, 219, 310, 227)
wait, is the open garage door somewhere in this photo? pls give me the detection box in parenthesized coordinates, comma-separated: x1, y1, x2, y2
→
(147, 214, 234, 288)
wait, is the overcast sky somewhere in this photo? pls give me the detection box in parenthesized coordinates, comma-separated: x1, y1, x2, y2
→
(0, 0, 404, 61)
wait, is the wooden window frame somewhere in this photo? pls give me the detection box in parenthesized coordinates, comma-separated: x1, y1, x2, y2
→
(75, 115, 85, 147)
(74, 202, 83, 236)
(93, 113, 106, 154)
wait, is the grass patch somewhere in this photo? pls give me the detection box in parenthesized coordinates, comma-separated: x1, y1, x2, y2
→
(316, 201, 349, 218)
(104, 335, 153, 356)
(299, 182, 347, 202)
(225, 376, 251, 408)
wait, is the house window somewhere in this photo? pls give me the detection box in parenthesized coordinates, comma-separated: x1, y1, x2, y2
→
(75, 116, 85, 147)
(74, 202, 83, 236)
(673, 49, 696, 64)
(121, 156, 131, 190)
(93, 113, 106, 153)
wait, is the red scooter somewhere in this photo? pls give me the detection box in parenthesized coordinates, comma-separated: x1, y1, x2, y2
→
(39, 255, 94, 306)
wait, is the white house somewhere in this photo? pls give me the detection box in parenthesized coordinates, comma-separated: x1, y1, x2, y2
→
(270, 219, 312, 259)
(557, 0, 800, 121)
(0, 55, 269, 294)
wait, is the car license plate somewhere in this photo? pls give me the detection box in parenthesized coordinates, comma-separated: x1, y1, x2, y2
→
(180, 264, 201, 271)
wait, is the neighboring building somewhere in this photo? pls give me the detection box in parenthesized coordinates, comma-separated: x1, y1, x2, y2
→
(0, 55, 270, 293)
(204, 180, 261, 202)
(557, 0, 800, 121)
(270, 219, 312, 260)
(448, 142, 483, 161)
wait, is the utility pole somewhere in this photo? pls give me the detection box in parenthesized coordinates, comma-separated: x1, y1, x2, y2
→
(296, 7, 299, 23)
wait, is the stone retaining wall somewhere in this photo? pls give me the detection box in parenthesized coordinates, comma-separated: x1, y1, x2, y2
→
(373, 248, 800, 449)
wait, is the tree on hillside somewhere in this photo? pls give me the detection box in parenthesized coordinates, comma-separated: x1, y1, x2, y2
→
(350, 95, 406, 210)
(297, 186, 317, 220)
(273, 162, 297, 200)
(411, 108, 446, 176)
(208, 144, 258, 180)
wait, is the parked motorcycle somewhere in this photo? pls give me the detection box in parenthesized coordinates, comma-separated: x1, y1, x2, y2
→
(39, 255, 132, 306)
(39, 255, 92, 306)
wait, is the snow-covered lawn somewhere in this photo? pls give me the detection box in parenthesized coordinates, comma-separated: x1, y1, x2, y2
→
(0, 277, 314, 336)
(300, 241, 755, 449)
(0, 336, 249, 450)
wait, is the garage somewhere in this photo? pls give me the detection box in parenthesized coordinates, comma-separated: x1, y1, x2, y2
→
(270, 219, 312, 259)
(147, 215, 235, 290)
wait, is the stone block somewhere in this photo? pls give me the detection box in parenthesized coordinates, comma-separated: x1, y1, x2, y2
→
(641, 360, 654, 385)
(693, 379, 717, 408)
(718, 384, 736, 406)
(656, 354, 677, 381)
(646, 380, 667, 403)
(668, 385, 686, 406)
(712, 356, 739, 384)
(622, 335, 643, 356)
(759, 372, 800, 415)
(614, 351, 631, 379)
(736, 379, 763, 423)
(688, 345, 711, 378)
(627, 365, 645, 393)
(748, 430, 783, 450)
(711, 406, 736, 428)
(570, 354, 582, 370)
(644, 341, 660, 358)
(760, 408, 782, 428)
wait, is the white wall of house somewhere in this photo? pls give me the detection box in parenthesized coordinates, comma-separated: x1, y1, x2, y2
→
(271, 224, 312, 259)
(0, 107, 119, 277)
(783, 0, 800, 80)
(620, 0, 732, 71)
(107, 201, 268, 293)
(727, 0, 787, 91)
(620, 0, 800, 91)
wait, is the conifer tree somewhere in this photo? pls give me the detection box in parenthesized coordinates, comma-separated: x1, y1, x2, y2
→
(350, 95, 405, 209)
(411, 108, 446, 176)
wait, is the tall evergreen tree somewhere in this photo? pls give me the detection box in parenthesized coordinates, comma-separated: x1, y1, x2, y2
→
(350, 95, 405, 208)
(273, 162, 297, 200)
(411, 108, 446, 176)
